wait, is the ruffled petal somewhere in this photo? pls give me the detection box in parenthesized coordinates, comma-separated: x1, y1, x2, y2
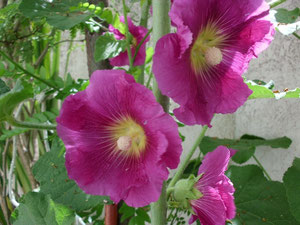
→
(57, 70, 182, 207)
(217, 177, 236, 219)
(198, 146, 230, 187)
(190, 186, 227, 225)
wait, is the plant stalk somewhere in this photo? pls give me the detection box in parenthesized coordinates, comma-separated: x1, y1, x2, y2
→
(7, 117, 57, 130)
(150, 0, 171, 224)
(167, 125, 208, 194)
(122, 0, 134, 69)
(269, 0, 286, 8)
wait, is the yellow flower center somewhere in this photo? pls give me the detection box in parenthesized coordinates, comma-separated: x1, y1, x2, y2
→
(109, 117, 147, 157)
(190, 23, 226, 75)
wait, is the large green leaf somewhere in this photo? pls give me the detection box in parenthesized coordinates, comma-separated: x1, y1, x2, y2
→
(0, 80, 33, 122)
(94, 33, 126, 62)
(200, 135, 291, 164)
(19, 0, 92, 30)
(13, 192, 74, 225)
(228, 165, 300, 225)
(32, 138, 111, 212)
(247, 81, 300, 99)
(283, 157, 300, 223)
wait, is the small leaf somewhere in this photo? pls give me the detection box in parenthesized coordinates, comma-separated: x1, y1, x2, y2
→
(0, 78, 10, 95)
(0, 62, 5, 76)
(0, 80, 33, 122)
(247, 80, 300, 99)
(13, 192, 74, 225)
(94, 33, 126, 62)
(0, 128, 29, 141)
(275, 8, 300, 24)
(283, 157, 300, 223)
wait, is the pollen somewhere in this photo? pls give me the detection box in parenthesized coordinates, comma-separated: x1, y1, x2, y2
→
(190, 23, 226, 75)
(205, 47, 223, 66)
(109, 117, 147, 157)
(117, 136, 132, 151)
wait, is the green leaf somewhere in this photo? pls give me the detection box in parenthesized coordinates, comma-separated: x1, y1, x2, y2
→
(13, 192, 74, 225)
(0, 80, 33, 122)
(283, 157, 300, 223)
(228, 165, 300, 225)
(19, 0, 92, 30)
(200, 135, 291, 164)
(0, 62, 5, 76)
(94, 33, 126, 62)
(0, 78, 9, 95)
(247, 81, 300, 99)
(32, 138, 111, 212)
(136, 208, 150, 223)
(0, 128, 29, 141)
(120, 203, 135, 222)
(275, 8, 300, 24)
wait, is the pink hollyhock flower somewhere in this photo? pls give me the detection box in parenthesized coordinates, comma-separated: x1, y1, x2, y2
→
(189, 146, 235, 225)
(153, 0, 274, 126)
(56, 70, 182, 207)
(109, 17, 150, 66)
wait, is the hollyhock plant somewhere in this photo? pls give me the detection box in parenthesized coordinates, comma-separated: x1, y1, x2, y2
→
(190, 146, 235, 225)
(56, 70, 182, 207)
(153, 0, 274, 126)
(109, 16, 150, 66)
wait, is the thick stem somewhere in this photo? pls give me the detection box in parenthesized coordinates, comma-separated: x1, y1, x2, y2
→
(151, 181, 168, 225)
(168, 126, 208, 194)
(150, 0, 171, 224)
(122, 0, 134, 69)
(104, 204, 118, 225)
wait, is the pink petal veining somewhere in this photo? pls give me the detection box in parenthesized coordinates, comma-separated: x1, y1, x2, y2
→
(153, 0, 274, 126)
(57, 70, 182, 207)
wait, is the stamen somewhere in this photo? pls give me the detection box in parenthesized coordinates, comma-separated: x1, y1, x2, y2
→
(117, 136, 132, 151)
(205, 47, 223, 66)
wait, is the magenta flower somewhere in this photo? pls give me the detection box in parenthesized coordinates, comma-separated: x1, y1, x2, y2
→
(56, 70, 182, 207)
(153, 0, 274, 126)
(189, 146, 235, 225)
(109, 17, 150, 66)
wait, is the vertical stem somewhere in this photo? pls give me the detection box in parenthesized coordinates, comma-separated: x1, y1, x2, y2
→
(151, 0, 171, 224)
(122, 0, 134, 69)
(168, 126, 208, 192)
(137, 0, 151, 84)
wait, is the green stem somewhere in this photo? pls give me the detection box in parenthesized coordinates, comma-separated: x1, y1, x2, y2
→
(122, 0, 133, 69)
(252, 155, 272, 181)
(293, 32, 300, 40)
(133, 28, 152, 64)
(269, 0, 286, 8)
(151, 181, 168, 225)
(7, 117, 57, 130)
(167, 125, 209, 194)
(0, 50, 60, 91)
(146, 72, 153, 88)
(151, 0, 171, 224)
(137, 0, 151, 84)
